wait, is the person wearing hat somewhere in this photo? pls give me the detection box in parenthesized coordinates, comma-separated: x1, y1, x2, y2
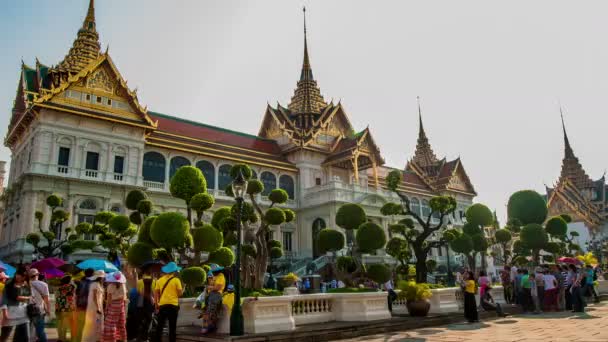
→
(102, 271, 127, 342)
(154, 262, 183, 342)
(29, 268, 49, 342)
(81, 270, 106, 342)
(201, 270, 223, 335)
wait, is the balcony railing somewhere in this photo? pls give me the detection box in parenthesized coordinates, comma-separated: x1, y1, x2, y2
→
(57, 166, 69, 174)
(113, 174, 123, 181)
(84, 170, 98, 178)
(143, 180, 164, 190)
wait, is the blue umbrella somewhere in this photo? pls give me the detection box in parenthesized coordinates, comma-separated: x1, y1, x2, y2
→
(0, 262, 15, 277)
(77, 259, 119, 272)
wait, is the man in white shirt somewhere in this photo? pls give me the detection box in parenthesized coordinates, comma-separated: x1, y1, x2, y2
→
(29, 268, 50, 342)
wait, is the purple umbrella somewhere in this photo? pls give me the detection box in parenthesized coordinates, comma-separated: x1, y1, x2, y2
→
(42, 268, 65, 279)
(31, 257, 65, 271)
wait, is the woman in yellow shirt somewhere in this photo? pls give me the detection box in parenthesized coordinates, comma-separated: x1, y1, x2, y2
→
(461, 271, 479, 323)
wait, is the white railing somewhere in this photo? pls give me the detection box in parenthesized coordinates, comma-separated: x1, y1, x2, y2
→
(57, 166, 69, 174)
(84, 170, 98, 178)
(143, 180, 164, 190)
(291, 293, 334, 325)
(113, 174, 123, 181)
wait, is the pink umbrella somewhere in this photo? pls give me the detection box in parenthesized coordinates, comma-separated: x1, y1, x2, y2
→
(558, 257, 582, 265)
(42, 268, 65, 279)
(31, 257, 65, 271)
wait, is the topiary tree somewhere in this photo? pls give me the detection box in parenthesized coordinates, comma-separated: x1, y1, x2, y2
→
(519, 223, 548, 264)
(383, 170, 457, 283)
(545, 216, 568, 240)
(180, 266, 207, 293)
(92, 212, 139, 260)
(465, 203, 493, 272)
(494, 228, 512, 264)
(317, 228, 345, 280)
(366, 264, 391, 284)
(26, 194, 91, 259)
(507, 190, 547, 225)
(425, 259, 437, 273)
(356, 222, 387, 253)
(169, 165, 207, 225)
(224, 165, 296, 289)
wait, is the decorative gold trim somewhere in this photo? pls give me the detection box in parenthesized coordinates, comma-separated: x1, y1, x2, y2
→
(37, 103, 155, 129)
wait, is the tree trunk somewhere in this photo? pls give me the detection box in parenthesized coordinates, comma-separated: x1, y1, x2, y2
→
(467, 254, 476, 272)
(480, 251, 487, 274)
(414, 249, 428, 283)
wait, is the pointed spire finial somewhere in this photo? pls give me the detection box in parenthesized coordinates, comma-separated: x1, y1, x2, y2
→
(411, 96, 438, 168)
(84, 0, 96, 30)
(300, 6, 313, 81)
(560, 105, 574, 159)
(417, 96, 425, 139)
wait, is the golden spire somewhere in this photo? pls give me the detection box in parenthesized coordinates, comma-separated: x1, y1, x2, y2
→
(288, 7, 327, 116)
(558, 109, 594, 189)
(54, 0, 101, 74)
(412, 96, 438, 168)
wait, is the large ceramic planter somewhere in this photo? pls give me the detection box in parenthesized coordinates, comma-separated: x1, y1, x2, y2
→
(406, 299, 430, 317)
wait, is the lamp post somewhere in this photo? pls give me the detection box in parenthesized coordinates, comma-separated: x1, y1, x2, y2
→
(230, 170, 247, 336)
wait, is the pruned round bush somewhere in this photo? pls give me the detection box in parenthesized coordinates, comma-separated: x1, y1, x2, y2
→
(126, 190, 147, 210)
(137, 200, 153, 215)
(170, 166, 206, 203)
(192, 224, 223, 252)
(443, 228, 461, 242)
(208, 247, 235, 267)
(34, 211, 43, 221)
(337, 256, 357, 273)
(26, 233, 41, 246)
(268, 239, 282, 249)
(242, 244, 257, 257)
(465, 203, 494, 227)
(75, 222, 92, 235)
(356, 222, 386, 253)
(95, 211, 116, 224)
(507, 190, 547, 225)
(180, 267, 207, 287)
(129, 212, 142, 225)
(150, 212, 190, 249)
(385, 170, 402, 191)
(336, 203, 366, 230)
(46, 194, 63, 208)
(545, 216, 568, 237)
(219, 217, 238, 231)
(246, 179, 264, 195)
(270, 247, 283, 259)
(450, 234, 474, 254)
(471, 234, 488, 252)
(381, 202, 402, 216)
(462, 222, 482, 236)
(211, 207, 232, 228)
(51, 210, 70, 223)
(224, 231, 238, 246)
(560, 214, 572, 223)
(385, 236, 407, 258)
(268, 189, 288, 204)
(520, 223, 548, 250)
(231, 202, 255, 222)
(265, 208, 286, 225)
(318, 229, 345, 254)
(400, 217, 415, 229)
(138, 216, 156, 244)
(229, 164, 253, 180)
(190, 193, 214, 213)
(366, 264, 391, 284)
(283, 209, 295, 223)
(109, 215, 131, 233)
(127, 242, 154, 267)
(544, 241, 562, 254)
(495, 229, 512, 244)
(512, 239, 529, 255)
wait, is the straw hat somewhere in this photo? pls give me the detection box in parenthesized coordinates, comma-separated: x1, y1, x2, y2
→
(87, 270, 106, 280)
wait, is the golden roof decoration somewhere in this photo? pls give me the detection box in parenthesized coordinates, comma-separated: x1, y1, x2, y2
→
(411, 97, 439, 169)
(558, 111, 594, 189)
(287, 7, 327, 115)
(54, 0, 101, 74)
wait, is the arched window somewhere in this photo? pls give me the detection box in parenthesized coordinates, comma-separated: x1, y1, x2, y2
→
(421, 199, 431, 218)
(79, 199, 97, 210)
(279, 175, 295, 200)
(218, 164, 232, 191)
(260, 172, 277, 196)
(410, 198, 421, 216)
(169, 156, 191, 179)
(142, 152, 166, 183)
(312, 218, 327, 258)
(196, 160, 215, 189)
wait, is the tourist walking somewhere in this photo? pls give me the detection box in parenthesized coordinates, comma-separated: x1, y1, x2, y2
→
(55, 275, 76, 342)
(29, 268, 50, 342)
(81, 270, 106, 342)
(75, 268, 95, 342)
(103, 271, 127, 342)
(520, 269, 532, 313)
(0, 267, 30, 341)
(154, 262, 183, 342)
(584, 264, 599, 303)
(542, 269, 558, 311)
(460, 271, 478, 323)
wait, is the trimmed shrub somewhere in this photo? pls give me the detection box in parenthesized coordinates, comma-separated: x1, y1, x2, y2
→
(270, 247, 283, 260)
(380, 202, 402, 216)
(560, 214, 573, 223)
(109, 215, 131, 233)
(520, 223, 548, 250)
(75, 222, 92, 235)
(494, 229, 512, 244)
(471, 234, 488, 252)
(211, 207, 232, 228)
(125, 190, 147, 210)
(137, 200, 153, 215)
(545, 216, 568, 238)
(246, 180, 264, 195)
(138, 216, 156, 244)
(192, 224, 223, 252)
(356, 222, 386, 253)
(385, 236, 408, 258)
(268, 189, 288, 204)
(265, 208, 286, 225)
(507, 190, 547, 225)
(181, 267, 207, 287)
(208, 247, 235, 267)
(318, 229, 345, 254)
(385, 170, 402, 191)
(450, 234, 474, 254)
(219, 217, 238, 232)
(150, 212, 190, 249)
(26, 233, 41, 246)
(242, 244, 257, 257)
(127, 242, 154, 267)
(544, 241, 562, 254)
(462, 222, 482, 236)
(95, 211, 116, 224)
(283, 209, 295, 223)
(337, 256, 357, 273)
(46, 194, 63, 208)
(426, 259, 438, 273)
(366, 264, 391, 283)
(335, 203, 367, 230)
(229, 164, 253, 180)
(170, 166, 207, 202)
(223, 232, 238, 246)
(268, 240, 282, 249)
(190, 193, 215, 213)
(129, 212, 142, 225)
(465, 203, 494, 226)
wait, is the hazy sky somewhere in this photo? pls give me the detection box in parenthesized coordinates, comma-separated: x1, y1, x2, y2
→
(2, 0, 607, 222)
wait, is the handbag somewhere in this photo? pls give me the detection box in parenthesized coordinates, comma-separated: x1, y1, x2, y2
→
(27, 284, 42, 319)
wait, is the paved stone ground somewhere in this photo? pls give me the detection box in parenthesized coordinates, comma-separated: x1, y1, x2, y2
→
(337, 303, 608, 342)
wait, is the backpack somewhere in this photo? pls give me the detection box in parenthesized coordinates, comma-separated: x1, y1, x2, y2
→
(76, 279, 91, 309)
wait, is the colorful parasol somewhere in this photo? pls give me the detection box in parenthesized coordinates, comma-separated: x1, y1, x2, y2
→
(558, 257, 583, 265)
(31, 257, 66, 271)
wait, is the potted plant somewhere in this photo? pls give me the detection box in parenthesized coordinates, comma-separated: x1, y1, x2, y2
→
(282, 272, 300, 295)
(397, 281, 432, 316)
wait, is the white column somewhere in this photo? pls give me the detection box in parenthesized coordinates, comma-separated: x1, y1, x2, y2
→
(164, 153, 171, 191)
(213, 162, 219, 197)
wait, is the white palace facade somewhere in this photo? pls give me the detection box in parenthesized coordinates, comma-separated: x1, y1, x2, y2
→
(0, 1, 477, 270)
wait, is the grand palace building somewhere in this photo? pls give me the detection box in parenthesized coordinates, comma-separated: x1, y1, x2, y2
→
(0, 1, 477, 270)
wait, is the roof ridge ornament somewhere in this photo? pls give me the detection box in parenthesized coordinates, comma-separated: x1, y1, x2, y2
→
(411, 96, 439, 169)
(557, 106, 594, 190)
